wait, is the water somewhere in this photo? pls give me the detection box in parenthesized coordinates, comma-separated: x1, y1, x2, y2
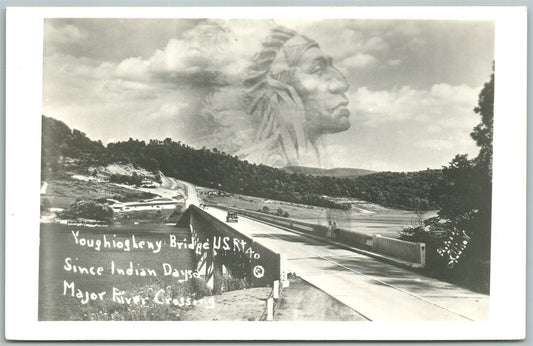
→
(38, 222, 193, 320)
(295, 209, 437, 237)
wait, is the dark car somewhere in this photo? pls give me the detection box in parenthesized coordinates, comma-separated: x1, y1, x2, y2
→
(226, 211, 238, 223)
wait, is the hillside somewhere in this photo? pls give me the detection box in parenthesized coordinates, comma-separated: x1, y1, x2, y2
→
(349, 170, 444, 210)
(41, 115, 445, 211)
(283, 166, 375, 179)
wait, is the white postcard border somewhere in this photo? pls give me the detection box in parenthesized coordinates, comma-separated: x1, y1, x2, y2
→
(5, 6, 527, 340)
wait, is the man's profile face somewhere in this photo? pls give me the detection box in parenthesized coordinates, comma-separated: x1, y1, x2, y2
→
(291, 46, 350, 136)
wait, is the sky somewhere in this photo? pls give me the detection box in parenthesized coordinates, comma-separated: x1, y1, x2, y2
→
(43, 18, 494, 172)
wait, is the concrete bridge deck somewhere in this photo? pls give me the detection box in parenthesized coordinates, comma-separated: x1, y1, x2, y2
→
(204, 207, 489, 321)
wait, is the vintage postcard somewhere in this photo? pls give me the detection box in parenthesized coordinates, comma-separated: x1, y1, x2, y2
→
(5, 6, 527, 340)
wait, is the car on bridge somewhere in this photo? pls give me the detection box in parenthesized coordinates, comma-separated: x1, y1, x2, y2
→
(226, 211, 239, 223)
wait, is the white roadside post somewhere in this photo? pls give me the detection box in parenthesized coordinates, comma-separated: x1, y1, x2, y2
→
(267, 298, 274, 321)
(280, 255, 289, 288)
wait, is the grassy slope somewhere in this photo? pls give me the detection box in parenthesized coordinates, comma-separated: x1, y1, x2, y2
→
(42, 179, 158, 208)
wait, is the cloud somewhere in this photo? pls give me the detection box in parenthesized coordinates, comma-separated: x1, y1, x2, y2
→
(112, 19, 271, 88)
(44, 22, 84, 44)
(43, 19, 274, 149)
(427, 125, 442, 133)
(341, 53, 378, 69)
(418, 139, 454, 150)
(44, 18, 205, 62)
(274, 20, 395, 73)
(322, 31, 389, 63)
(326, 82, 483, 171)
(115, 57, 150, 81)
(387, 59, 402, 66)
(351, 83, 480, 127)
(363, 36, 388, 52)
(430, 83, 479, 104)
(148, 103, 185, 121)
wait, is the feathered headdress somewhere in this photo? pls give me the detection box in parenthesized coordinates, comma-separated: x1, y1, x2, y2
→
(242, 26, 318, 165)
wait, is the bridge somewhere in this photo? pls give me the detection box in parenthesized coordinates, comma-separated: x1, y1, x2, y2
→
(177, 201, 489, 321)
(173, 177, 488, 321)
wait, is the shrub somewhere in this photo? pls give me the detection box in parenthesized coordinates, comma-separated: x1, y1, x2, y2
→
(400, 216, 489, 294)
(40, 198, 52, 211)
(71, 278, 212, 321)
(59, 200, 114, 222)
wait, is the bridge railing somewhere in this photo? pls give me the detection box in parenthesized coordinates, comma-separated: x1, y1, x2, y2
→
(373, 234, 426, 267)
(214, 205, 425, 268)
(178, 205, 281, 293)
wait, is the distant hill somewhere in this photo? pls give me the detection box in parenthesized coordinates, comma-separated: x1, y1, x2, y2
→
(283, 166, 375, 179)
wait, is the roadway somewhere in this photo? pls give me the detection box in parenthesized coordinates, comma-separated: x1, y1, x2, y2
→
(137, 173, 199, 207)
(180, 179, 200, 207)
(204, 206, 489, 321)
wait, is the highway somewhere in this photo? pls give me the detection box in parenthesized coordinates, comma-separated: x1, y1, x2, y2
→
(180, 180, 200, 207)
(204, 206, 489, 321)
(136, 173, 199, 207)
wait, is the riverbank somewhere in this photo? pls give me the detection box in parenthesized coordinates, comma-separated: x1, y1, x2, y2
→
(200, 187, 435, 238)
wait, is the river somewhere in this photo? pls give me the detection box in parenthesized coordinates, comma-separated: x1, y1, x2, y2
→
(38, 222, 193, 320)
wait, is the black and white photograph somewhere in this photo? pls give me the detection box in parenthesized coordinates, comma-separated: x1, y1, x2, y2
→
(4, 6, 527, 341)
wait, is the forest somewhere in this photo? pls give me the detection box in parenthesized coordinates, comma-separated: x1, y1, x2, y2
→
(41, 115, 443, 211)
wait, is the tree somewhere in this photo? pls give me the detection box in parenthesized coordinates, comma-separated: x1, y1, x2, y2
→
(401, 67, 494, 293)
(442, 66, 493, 251)
(435, 68, 493, 286)
(471, 68, 494, 175)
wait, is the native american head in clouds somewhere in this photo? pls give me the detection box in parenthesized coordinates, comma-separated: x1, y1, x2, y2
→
(195, 22, 351, 168)
(237, 26, 351, 168)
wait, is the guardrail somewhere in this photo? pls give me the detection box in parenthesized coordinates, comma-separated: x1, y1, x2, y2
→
(373, 234, 426, 267)
(214, 205, 425, 268)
